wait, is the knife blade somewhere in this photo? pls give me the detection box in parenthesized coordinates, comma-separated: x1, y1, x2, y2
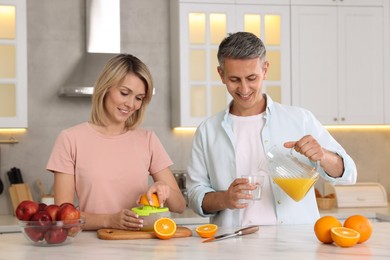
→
(202, 225, 259, 243)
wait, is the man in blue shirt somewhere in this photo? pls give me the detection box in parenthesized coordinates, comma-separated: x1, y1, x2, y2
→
(187, 32, 357, 227)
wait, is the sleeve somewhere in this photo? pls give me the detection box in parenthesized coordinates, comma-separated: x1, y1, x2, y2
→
(46, 130, 76, 175)
(148, 131, 173, 174)
(305, 110, 357, 185)
(186, 124, 217, 217)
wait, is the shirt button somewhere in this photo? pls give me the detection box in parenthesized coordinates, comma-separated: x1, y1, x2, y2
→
(277, 200, 282, 204)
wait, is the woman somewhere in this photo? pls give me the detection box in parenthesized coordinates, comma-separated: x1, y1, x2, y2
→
(47, 54, 186, 230)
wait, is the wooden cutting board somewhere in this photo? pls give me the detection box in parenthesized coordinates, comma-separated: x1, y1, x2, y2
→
(97, 226, 193, 240)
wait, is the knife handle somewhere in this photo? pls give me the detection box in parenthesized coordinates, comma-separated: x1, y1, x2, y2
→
(236, 225, 260, 236)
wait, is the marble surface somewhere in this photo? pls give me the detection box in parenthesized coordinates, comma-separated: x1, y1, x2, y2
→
(0, 208, 209, 233)
(1, 222, 389, 259)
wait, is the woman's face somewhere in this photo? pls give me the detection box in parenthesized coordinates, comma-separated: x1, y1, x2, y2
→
(104, 72, 146, 126)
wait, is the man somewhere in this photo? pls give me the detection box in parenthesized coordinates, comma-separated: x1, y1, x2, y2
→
(187, 32, 357, 227)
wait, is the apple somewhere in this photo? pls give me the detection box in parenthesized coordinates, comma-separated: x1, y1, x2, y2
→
(57, 203, 80, 221)
(44, 204, 60, 221)
(44, 227, 68, 244)
(15, 200, 39, 221)
(38, 203, 47, 211)
(31, 211, 52, 226)
(24, 225, 45, 242)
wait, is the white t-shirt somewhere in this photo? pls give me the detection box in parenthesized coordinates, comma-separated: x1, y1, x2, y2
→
(230, 113, 277, 225)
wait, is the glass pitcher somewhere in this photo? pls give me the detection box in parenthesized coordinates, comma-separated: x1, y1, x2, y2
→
(266, 146, 319, 202)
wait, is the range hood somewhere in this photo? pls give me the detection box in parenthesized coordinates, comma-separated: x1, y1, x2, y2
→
(59, 0, 120, 97)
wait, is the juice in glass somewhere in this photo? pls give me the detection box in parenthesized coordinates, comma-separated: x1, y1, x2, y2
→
(273, 177, 317, 202)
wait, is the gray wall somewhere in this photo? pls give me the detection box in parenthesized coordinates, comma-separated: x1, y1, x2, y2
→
(0, 0, 389, 215)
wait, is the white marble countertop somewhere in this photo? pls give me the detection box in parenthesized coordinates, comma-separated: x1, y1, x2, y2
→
(1, 206, 389, 233)
(0, 208, 209, 233)
(1, 222, 389, 259)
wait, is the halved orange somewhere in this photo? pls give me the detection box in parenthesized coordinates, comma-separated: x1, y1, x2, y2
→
(154, 218, 177, 240)
(331, 227, 360, 247)
(139, 193, 160, 207)
(196, 224, 218, 238)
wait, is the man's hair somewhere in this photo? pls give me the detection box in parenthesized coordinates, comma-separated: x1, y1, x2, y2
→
(217, 32, 267, 71)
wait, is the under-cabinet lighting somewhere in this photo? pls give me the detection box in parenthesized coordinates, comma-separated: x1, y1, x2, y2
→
(173, 127, 197, 133)
(325, 125, 390, 131)
(173, 125, 390, 134)
(0, 128, 26, 143)
(0, 128, 26, 134)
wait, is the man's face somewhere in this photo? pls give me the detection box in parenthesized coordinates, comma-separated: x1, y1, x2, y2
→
(218, 57, 268, 116)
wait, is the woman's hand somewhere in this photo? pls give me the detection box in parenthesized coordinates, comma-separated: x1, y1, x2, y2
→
(146, 181, 171, 208)
(107, 209, 143, 230)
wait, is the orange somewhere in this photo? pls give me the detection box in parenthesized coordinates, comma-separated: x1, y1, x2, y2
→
(331, 227, 360, 247)
(195, 224, 218, 238)
(314, 216, 342, 243)
(343, 215, 373, 243)
(153, 218, 177, 240)
(139, 193, 160, 207)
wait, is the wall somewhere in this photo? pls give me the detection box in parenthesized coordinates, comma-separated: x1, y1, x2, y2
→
(0, 0, 389, 215)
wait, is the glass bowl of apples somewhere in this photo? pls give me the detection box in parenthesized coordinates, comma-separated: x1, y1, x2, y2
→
(16, 200, 84, 247)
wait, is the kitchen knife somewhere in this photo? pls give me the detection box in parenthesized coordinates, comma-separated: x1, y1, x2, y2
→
(202, 225, 259, 243)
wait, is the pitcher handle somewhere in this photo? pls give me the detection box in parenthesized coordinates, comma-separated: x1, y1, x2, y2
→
(289, 148, 320, 171)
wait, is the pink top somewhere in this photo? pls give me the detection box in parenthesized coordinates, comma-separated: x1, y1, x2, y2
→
(46, 122, 173, 214)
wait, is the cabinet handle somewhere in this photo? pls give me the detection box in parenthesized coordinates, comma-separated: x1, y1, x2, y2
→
(341, 117, 345, 121)
(333, 118, 338, 121)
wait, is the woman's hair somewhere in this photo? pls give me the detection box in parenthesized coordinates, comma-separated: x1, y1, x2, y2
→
(90, 54, 153, 130)
(217, 32, 267, 72)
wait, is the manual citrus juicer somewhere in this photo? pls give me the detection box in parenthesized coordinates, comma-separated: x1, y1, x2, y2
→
(131, 194, 169, 231)
(266, 146, 320, 202)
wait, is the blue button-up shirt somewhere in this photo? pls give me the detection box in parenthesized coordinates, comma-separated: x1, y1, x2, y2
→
(187, 95, 357, 227)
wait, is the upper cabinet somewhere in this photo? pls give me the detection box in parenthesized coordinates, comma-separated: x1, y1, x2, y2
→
(291, 0, 386, 124)
(170, 0, 290, 128)
(0, 0, 27, 128)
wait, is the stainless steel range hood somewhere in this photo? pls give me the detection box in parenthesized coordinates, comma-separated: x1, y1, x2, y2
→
(58, 53, 117, 97)
(59, 0, 120, 97)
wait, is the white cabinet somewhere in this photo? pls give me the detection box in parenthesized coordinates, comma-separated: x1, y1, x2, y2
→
(291, 0, 386, 124)
(0, 0, 27, 128)
(170, 0, 290, 127)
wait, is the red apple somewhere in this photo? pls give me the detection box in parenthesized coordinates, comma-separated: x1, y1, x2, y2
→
(31, 211, 52, 226)
(44, 227, 68, 244)
(44, 204, 60, 221)
(38, 203, 47, 211)
(57, 203, 80, 221)
(15, 200, 39, 221)
(24, 226, 45, 242)
(59, 202, 74, 208)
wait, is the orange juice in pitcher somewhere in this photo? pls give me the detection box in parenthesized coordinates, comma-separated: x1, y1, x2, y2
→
(266, 146, 319, 202)
(273, 177, 317, 202)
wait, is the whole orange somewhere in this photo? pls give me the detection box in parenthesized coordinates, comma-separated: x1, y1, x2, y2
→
(343, 215, 373, 243)
(139, 193, 160, 207)
(314, 216, 342, 243)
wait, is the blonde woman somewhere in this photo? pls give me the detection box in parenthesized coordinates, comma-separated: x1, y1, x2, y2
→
(47, 54, 186, 230)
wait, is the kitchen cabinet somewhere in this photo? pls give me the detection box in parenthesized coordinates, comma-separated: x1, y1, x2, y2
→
(0, 0, 27, 128)
(291, 0, 386, 124)
(170, 0, 290, 127)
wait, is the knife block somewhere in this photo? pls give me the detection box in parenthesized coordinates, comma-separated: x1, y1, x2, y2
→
(9, 183, 33, 215)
